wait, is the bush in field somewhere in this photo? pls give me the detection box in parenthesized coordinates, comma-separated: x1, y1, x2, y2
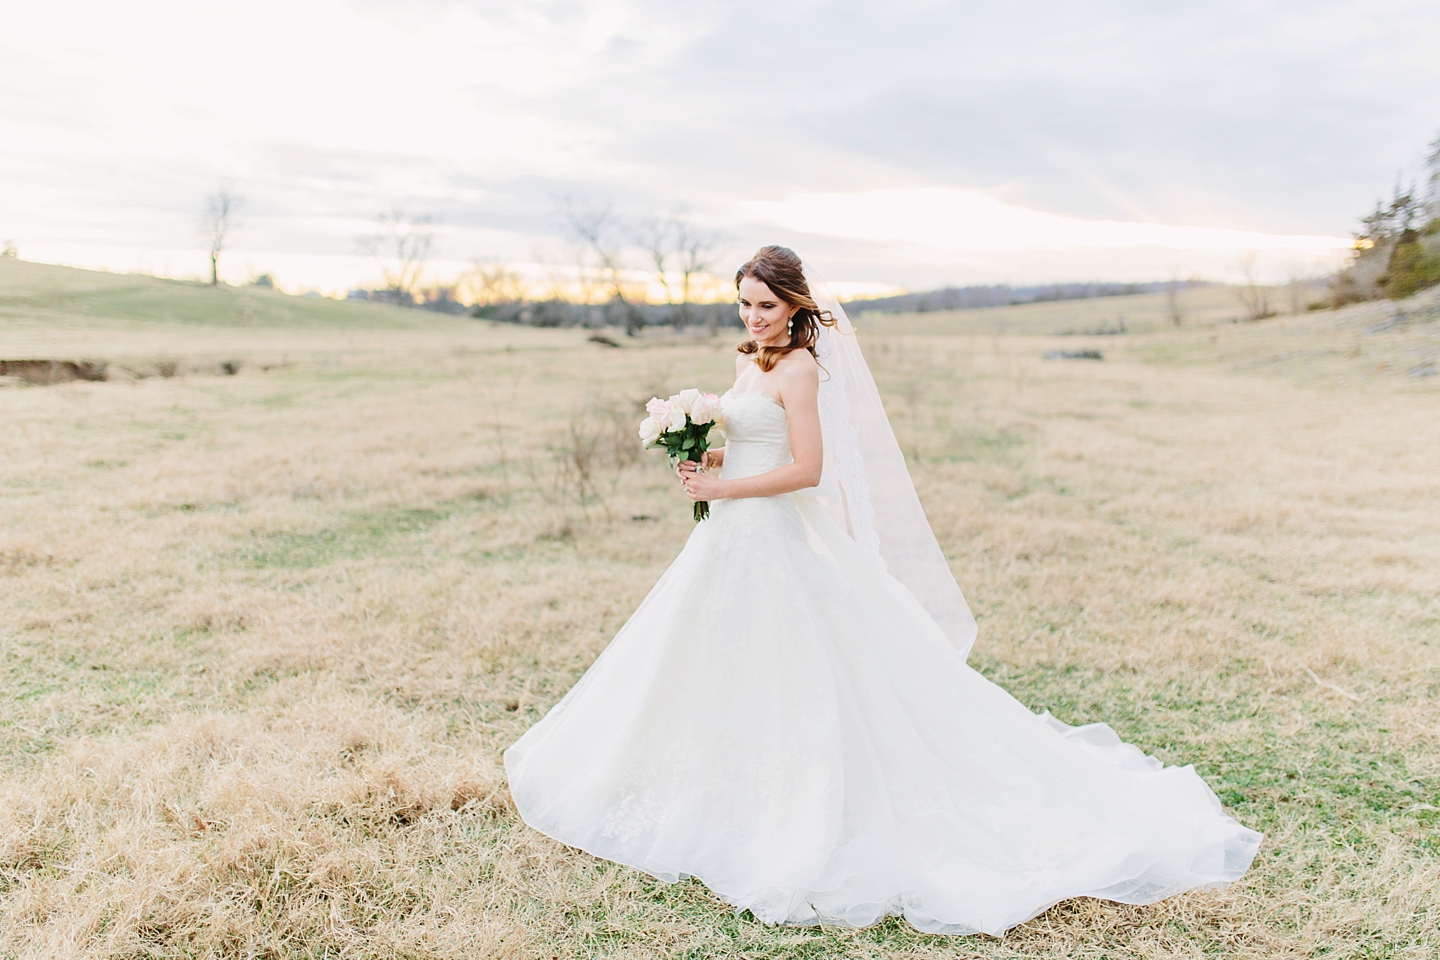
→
(1380, 227, 1440, 299)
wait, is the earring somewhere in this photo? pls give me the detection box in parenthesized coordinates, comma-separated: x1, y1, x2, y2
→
(787, 316, 794, 335)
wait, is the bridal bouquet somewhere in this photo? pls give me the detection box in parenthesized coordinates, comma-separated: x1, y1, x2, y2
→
(639, 389, 721, 521)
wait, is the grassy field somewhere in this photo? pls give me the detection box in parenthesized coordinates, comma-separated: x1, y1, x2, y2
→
(2, 258, 1439, 959)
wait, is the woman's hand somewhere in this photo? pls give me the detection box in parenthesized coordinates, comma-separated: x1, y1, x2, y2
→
(676, 449, 722, 477)
(676, 449, 722, 496)
(677, 450, 725, 502)
(680, 469, 728, 503)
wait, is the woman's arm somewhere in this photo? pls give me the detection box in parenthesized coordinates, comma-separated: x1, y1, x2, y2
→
(681, 357, 821, 502)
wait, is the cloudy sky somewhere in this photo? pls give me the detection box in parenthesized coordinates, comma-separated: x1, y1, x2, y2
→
(2, 0, 1438, 296)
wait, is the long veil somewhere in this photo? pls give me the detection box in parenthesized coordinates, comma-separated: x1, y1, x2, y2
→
(807, 271, 980, 659)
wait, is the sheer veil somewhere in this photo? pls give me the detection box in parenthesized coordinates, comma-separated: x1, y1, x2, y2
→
(807, 270, 979, 659)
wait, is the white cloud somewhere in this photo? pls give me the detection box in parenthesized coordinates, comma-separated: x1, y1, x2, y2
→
(0, 0, 1434, 293)
(747, 188, 1350, 254)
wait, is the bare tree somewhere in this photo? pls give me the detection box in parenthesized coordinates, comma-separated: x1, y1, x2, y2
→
(1284, 261, 1312, 314)
(531, 243, 576, 303)
(635, 215, 677, 305)
(1234, 251, 1275, 322)
(459, 260, 529, 306)
(634, 212, 720, 327)
(559, 196, 642, 333)
(559, 197, 625, 298)
(199, 183, 243, 287)
(1165, 268, 1184, 326)
(357, 209, 435, 305)
(673, 217, 719, 322)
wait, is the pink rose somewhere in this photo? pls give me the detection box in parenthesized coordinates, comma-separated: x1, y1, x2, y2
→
(673, 388, 702, 414)
(690, 393, 721, 425)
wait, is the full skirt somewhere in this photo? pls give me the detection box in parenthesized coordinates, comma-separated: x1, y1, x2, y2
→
(504, 490, 1261, 936)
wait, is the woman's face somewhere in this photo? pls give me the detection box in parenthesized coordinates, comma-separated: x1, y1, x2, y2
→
(738, 275, 798, 348)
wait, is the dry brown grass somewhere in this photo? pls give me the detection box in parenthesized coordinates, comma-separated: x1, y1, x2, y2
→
(2, 263, 1438, 958)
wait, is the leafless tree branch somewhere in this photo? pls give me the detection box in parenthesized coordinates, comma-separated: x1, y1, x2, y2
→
(1234, 251, 1275, 322)
(199, 183, 243, 287)
(357, 209, 435, 305)
(634, 210, 720, 326)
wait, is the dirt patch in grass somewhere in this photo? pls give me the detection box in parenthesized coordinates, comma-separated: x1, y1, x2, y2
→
(0, 359, 108, 384)
(0, 357, 250, 386)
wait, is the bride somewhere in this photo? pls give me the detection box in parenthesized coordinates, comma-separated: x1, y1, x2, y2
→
(504, 245, 1261, 936)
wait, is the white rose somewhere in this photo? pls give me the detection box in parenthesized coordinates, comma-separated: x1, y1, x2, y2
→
(690, 393, 719, 424)
(666, 403, 688, 431)
(674, 388, 702, 414)
(638, 416, 661, 446)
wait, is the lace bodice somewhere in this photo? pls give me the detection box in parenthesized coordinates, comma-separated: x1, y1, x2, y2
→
(718, 390, 792, 480)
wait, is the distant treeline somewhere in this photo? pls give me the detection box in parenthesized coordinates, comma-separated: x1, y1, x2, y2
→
(843, 281, 1214, 316)
(448, 281, 1224, 332)
(471, 298, 741, 332)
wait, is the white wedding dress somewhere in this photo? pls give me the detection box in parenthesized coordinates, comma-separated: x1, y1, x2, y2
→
(504, 388, 1261, 936)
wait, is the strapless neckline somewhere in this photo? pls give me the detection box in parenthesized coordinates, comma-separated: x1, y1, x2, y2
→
(721, 388, 784, 411)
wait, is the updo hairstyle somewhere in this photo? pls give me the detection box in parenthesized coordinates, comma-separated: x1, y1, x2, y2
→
(736, 245, 836, 372)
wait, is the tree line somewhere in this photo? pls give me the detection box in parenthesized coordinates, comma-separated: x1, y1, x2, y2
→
(198, 188, 729, 334)
(842, 281, 1213, 316)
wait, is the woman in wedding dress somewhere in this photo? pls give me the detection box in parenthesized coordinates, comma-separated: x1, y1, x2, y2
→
(504, 246, 1261, 936)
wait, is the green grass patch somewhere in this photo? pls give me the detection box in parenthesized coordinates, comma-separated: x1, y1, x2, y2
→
(238, 506, 454, 569)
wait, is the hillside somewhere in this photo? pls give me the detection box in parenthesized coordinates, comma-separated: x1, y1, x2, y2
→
(859, 283, 1440, 394)
(0, 259, 572, 376)
(0, 259, 437, 332)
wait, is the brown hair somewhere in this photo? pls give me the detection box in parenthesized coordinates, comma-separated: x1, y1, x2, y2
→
(735, 245, 836, 372)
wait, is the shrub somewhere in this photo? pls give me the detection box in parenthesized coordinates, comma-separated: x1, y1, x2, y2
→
(1380, 229, 1440, 299)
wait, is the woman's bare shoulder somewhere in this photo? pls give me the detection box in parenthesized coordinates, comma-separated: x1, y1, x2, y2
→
(775, 350, 820, 401)
(776, 349, 819, 378)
